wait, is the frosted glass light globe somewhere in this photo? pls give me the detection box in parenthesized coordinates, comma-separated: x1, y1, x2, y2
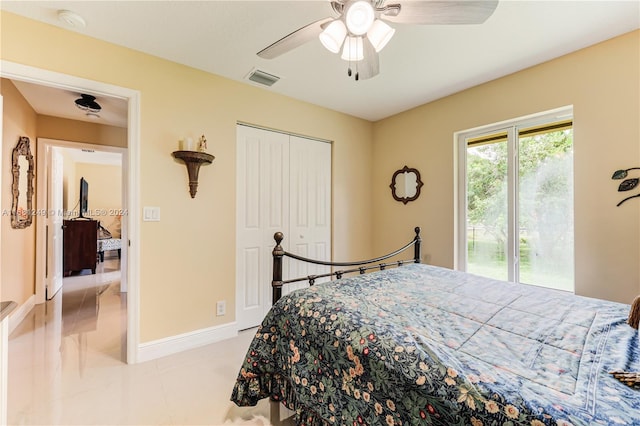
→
(345, 1, 375, 36)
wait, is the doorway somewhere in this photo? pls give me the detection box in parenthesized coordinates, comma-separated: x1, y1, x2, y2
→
(0, 60, 141, 363)
(36, 139, 126, 302)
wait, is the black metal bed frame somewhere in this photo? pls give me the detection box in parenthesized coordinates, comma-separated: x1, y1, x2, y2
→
(271, 227, 421, 304)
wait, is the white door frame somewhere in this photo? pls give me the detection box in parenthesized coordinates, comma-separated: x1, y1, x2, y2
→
(0, 92, 8, 426)
(1, 60, 141, 364)
(42, 145, 64, 300)
(454, 106, 574, 284)
(35, 139, 127, 300)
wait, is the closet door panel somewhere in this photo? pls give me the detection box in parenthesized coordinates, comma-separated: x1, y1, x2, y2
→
(287, 136, 332, 293)
(236, 126, 289, 330)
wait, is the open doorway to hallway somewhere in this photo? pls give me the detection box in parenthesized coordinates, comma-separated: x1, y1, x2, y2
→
(1, 63, 141, 426)
(34, 139, 127, 366)
(38, 142, 126, 302)
(0, 60, 141, 364)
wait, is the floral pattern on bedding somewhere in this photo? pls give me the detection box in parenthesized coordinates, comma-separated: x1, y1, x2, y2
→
(231, 264, 640, 425)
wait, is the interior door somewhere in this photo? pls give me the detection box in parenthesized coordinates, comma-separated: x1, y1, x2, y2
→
(46, 147, 64, 299)
(285, 136, 332, 294)
(236, 125, 289, 330)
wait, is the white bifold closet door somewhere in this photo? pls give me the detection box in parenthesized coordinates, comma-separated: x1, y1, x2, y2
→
(236, 125, 331, 330)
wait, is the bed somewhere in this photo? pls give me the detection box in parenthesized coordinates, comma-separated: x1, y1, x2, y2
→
(231, 228, 640, 425)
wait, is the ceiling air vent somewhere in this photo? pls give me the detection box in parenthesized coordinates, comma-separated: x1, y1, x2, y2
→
(247, 69, 280, 87)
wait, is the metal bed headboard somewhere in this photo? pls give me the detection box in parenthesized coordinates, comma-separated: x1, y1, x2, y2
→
(271, 227, 421, 304)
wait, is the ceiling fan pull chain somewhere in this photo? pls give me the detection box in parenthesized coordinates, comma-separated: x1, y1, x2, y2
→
(347, 38, 353, 77)
(348, 49, 352, 75)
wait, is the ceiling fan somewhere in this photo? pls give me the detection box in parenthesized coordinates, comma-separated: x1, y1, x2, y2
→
(257, 0, 499, 81)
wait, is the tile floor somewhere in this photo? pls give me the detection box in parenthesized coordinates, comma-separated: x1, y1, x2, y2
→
(8, 257, 291, 425)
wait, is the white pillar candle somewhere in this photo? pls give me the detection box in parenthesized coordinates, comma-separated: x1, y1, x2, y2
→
(178, 138, 185, 150)
(185, 137, 194, 151)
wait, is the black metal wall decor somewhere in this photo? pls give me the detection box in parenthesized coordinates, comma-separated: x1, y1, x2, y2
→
(612, 167, 640, 206)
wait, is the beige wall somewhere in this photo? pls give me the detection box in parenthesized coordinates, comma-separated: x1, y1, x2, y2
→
(0, 79, 37, 307)
(74, 163, 122, 230)
(1, 11, 374, 342)
(61, 149, 76, 213)
(37, 115, 127, 148)
(373, 30, 640, 304)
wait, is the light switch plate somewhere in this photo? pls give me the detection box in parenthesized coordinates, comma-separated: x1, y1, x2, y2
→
(143, 206, 160, 222)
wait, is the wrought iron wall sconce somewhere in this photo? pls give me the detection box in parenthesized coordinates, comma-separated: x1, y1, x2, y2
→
(612, 167, 640, 206)
(172, 135, 214, 198)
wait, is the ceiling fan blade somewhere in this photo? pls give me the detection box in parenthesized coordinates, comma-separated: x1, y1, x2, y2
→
(257, 17, 334, 59)
(330, 0, 345, 15)
(356, 38, 380, 80)
(382, 1, 499, 25)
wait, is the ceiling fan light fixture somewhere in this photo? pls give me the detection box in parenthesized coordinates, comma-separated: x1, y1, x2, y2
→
(75, 94, 101, 113)
(341, 36, 364, 61)
(319, 19, 347, 53)
(345, 0, 375, 36)
(367, 19, 395, 52)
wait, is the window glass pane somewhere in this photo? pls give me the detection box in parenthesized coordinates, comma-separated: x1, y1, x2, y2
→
(518, 128, 574, 291)
(466, 137, 508, 281)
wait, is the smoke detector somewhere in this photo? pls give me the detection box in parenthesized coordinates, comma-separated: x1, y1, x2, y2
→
(57, 10, 86, 28)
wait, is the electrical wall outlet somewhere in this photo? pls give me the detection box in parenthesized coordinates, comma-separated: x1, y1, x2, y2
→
(216, 300, 226, 316)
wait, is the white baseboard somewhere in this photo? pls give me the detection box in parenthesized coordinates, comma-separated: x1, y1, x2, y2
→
(137, 321, 238, 363)
(8, 295, 35, 335)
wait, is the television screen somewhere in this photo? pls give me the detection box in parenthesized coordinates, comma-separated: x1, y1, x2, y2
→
(79, 177, 88, 217)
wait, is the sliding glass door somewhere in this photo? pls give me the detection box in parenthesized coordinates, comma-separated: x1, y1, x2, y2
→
(460, 112, 574, 291)
(466, 131, 510, 281)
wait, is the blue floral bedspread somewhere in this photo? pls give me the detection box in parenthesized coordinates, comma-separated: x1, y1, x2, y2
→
(231, 264, 640, 425)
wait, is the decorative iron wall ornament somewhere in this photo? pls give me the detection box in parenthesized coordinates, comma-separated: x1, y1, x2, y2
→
(612, 167, 640, 206)
(618, 178, 639, 192)
(611, 168, 640, 180)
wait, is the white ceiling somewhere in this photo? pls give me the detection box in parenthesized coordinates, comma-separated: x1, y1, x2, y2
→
(10, 80, 129, 128)
(2, 0, 639, 124)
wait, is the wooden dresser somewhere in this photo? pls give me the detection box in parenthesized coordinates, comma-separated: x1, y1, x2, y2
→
(63, 219, 97, 276)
